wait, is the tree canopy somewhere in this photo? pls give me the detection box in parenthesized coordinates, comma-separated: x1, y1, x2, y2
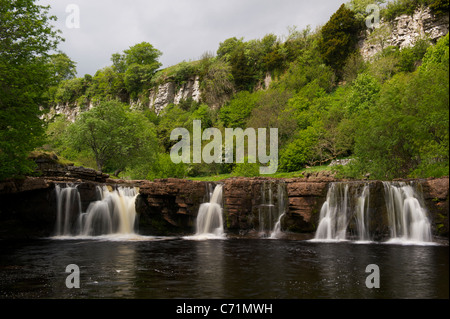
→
(0, 0, 62, 179)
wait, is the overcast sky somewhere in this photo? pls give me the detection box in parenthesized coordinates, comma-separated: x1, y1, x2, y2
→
(38, 0, 345, 76)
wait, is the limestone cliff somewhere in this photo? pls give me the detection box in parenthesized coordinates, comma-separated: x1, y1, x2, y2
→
(149, 76, 202, 114)
(360, 6, 449, 60)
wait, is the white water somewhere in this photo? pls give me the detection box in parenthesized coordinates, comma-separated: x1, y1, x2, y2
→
(355, 185, 371, 242)
(383, 182, 432, 244)
(55, 184, 82, 236)
(54, 184, 139, 238)
(313, 182, 433, 245)
(257, 181, 288, 238)
(269, 183, 288, 239)
(188, 184, 225, 240)
(313, 183, 350, 242)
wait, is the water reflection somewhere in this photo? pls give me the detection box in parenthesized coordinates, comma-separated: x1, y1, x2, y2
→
(382, 245, 448, 298)
(0, 239, 448, 299)
(194, 240, 225, 298)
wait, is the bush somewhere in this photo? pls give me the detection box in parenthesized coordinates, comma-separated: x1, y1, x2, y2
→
(232, 157, 261, 177)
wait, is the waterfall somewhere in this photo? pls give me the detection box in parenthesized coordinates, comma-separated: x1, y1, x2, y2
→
(191, 184, 225, 239)
(383, 182, 432, 244)
(313, 183, 350, 241)
(257, 181, 288, 238)
(313, 181, 433, 244)
(55, 184, 82, 236)
(269, 182, 288, 239)
(54, 184, 139, 238)
(355, 185, 370, 242)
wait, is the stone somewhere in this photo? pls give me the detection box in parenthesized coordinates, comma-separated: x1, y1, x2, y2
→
(360, 7, 449, 61)
(149, 82, 176, 114)
(286, 181, 328, 197)
(422, 177, 449, 200)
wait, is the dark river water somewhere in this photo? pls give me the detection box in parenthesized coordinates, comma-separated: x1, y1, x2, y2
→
(0, 236, 448, 299)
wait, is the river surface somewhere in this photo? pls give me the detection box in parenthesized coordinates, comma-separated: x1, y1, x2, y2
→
(0, 236, 448, 299)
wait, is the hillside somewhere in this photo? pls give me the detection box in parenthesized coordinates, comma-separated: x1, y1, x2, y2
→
(2, 0, 449, 182)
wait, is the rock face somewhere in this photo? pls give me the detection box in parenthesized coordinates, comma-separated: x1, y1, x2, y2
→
(30, 152, 110, 183)
(0, 175, 448, 240)
(360, 7, 449, 60)
(136, 178, 208, 235)
(41, 102, 94, 123)
(149, 76, 201, 114)
(284, 180, 329, 233)
(421, 177, 449, 237)
(0, 178, 56, 239)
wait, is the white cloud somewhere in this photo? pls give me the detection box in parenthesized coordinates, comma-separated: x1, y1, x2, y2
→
(39, 0, 343, 76)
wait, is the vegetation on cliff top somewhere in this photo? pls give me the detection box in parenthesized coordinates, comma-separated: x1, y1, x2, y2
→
(1, 0, 448, 181)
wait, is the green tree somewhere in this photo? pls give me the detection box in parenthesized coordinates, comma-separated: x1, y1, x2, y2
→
(113, 42, 162, 98)
(0, 0, 62, 179)
(48, 53, 77, 84)
(200, 58, 235, 108)
(230, 48, 257, 91)
(66, 100, 158, 173)
(217, 37, 244, 62)
(89, 66, 128, 102)
(279, 127, 318, 172)
(219, 91, 261, 128)
(346, 0, 385, 22)
(352, 59, 448, 179)
(347, 73, 381, 114)
(318, 4, 363, 76)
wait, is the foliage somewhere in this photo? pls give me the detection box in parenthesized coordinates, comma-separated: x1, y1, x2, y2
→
(200, 58, 235, 108)
(279, 128, 318, 172)
(383, 0, 449, 21)
(48, 53, 77, 85)
(346, 73, 381, 114)
(0, 0, 62, 180)
(318, 4, 363, 76)
(232, 157, 261, 177)
(350, 35, 449, 179)
(34, 0, 450, 182)
(346, 0, 386, 22)
(219, 91, 261, 128)
(64, 100, 158, 174)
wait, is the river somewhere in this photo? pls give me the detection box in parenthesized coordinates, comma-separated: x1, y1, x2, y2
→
(0, 237, 448, 299)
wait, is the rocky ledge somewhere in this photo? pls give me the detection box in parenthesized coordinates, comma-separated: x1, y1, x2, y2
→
(0, 174, 448, 240)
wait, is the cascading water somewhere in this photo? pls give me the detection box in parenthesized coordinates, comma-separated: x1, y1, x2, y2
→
(270, 182, 288, 239)
(383, 182, 432, 244)
(313, 183, 350, 241)
(257, 181, 288, 238)
(313, 182, 372, 242)
(55, 184, 82, 236)
(54, 184, 139, 238)
(355, 185, 370, 242)
(191, 184, 225, 239)
(313, 181, 433, 244)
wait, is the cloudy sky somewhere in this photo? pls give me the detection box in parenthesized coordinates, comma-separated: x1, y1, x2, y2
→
(38, 0, 345, 76)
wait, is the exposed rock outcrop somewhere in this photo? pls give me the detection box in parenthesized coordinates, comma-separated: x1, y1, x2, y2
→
(30, 152, 110, 183)
(284, 180, 329, 233)
(360, 6, 449, 60)
(136, 178, 208, 235)
(0, 175, 448, 240)
(421, 177, 449, 237)
(41, 102, 94, 123)
(149, 76, 201, 114)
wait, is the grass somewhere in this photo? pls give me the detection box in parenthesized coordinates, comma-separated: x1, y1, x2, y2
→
(187, 164, 334, 182)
